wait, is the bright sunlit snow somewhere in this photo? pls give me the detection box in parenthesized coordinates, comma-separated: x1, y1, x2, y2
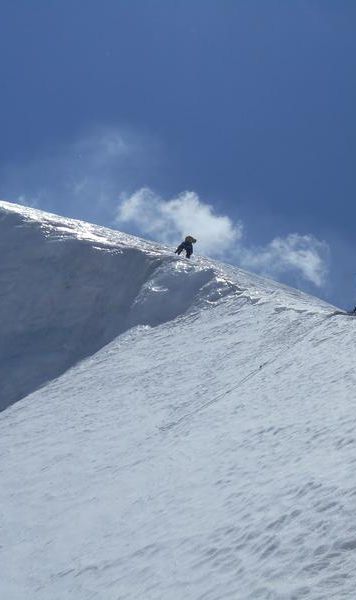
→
(1, 200, 356, 600)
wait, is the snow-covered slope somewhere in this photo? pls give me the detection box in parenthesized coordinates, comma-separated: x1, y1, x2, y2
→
(0, 201, 221, 410)
(1, 201, 356, 599)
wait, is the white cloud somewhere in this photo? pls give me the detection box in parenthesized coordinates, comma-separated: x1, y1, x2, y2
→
(116, 187, 329, 288)
(117, 188, 243, 256)
(240, 234, 329, 288)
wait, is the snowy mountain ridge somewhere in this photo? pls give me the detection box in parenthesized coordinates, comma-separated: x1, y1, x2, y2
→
(0, 200, 334, 411)
(1, 200, 356, 600)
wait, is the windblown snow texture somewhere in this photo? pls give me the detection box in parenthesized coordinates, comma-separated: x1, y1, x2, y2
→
(1, 201, 356, 600)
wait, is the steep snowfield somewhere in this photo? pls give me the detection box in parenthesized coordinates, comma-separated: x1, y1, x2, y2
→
(1, 201, 356, 599)
(0, 201, 218, 410)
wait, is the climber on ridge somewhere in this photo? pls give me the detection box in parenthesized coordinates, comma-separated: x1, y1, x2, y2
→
(174, 236, 197, 259)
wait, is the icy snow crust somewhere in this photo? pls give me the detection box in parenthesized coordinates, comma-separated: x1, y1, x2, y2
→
(1, 200, 356, 599)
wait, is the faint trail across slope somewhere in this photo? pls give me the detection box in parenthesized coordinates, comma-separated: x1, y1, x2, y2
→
(159, 308, 332, 431)
(160, 298, 356, 435)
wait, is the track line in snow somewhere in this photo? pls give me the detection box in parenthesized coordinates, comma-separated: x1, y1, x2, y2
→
(159, 313, 334, 432)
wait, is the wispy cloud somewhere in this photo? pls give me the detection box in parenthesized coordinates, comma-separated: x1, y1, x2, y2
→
(116, 187, 329, 288)
(14, 195, 40, 209)
(0, 127, 160, 223)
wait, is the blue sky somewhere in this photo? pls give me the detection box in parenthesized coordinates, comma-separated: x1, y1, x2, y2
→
(1, 1, 355, 307)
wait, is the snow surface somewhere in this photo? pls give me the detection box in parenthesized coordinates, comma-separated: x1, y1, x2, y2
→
(1, 200, 356, 599)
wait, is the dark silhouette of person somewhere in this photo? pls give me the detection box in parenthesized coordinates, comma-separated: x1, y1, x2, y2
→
(174, 236, 197, 259)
